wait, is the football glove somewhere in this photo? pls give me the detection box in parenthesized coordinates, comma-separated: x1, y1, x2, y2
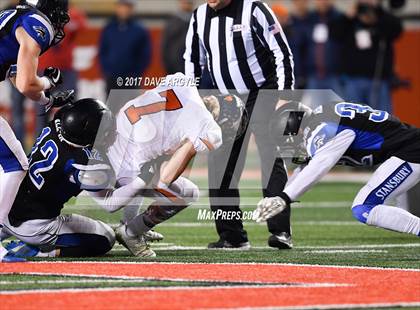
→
(138, 160, 158, 185)
(43, 67, 63, 88)
(254, 193, 291, 223)
(6, 64, 17, 79)
(44, 89, 75, 112)
(202, 95, 220, 120)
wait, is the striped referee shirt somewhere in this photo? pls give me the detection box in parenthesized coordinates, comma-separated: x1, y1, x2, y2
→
(184, 0, 294, 95)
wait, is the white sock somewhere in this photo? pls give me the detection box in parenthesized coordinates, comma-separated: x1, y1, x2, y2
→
(36, 250, 57, 258)
(122, 205, 140, 224)
(0, 170, 26, 225)
(126, 214, 151, 237)
(367, 205, 420, 236)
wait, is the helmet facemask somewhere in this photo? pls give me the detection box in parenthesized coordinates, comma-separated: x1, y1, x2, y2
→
(48, 6, 70, 46)
(269, 102, 312, 165)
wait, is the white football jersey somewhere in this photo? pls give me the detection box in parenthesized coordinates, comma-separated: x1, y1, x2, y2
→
(107, 74, 222, 181)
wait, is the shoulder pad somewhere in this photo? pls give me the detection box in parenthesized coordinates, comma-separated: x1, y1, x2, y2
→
(21, 12, 54, 50)
(307, 122, 338, 157)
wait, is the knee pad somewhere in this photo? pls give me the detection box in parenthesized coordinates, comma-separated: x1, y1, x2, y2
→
(352, 204, 375, 224)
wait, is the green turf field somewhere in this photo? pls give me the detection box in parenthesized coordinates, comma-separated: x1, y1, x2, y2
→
(2, 181, 419, 310)
(50, 181, 419, 269)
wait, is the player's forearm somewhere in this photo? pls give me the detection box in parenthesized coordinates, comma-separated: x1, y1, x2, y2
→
(284, 154, 338, 201)
(15, 76, 49, 102)
(284, 130, 356, 201)
(160, 141, 196, 186)
(15, 57, 50, 102)
(90, 177, 148, 213)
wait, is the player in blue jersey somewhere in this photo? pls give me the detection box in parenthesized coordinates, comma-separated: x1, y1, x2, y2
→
(0, 0, 73, 262)
(255, 101, 420, 238)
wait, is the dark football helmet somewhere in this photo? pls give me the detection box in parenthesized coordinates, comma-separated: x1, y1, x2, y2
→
(20, 0, 70, 45)
(58, 98, 115, 148)
(269, 101, 312, 164)
(216, 94, 248, 142)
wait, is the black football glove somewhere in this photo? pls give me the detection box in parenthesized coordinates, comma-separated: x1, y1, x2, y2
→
(6, 64, 17, 79)
(45, 89, 75, 112)
(43, 67, 63, 88)
(138, 160, 158, 185)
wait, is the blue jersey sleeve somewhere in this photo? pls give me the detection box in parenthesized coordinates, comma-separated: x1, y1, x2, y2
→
(20, 13, 54, 52)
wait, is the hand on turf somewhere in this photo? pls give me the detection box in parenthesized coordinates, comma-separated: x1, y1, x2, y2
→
(254, 196, 288, 223)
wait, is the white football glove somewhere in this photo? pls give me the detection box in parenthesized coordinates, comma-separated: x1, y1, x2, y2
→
(255, 196, 288, 223)
(202, 95, 220, 120)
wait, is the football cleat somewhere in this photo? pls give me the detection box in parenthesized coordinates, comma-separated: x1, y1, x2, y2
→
(1, 243, 26, 262)
(207, 239, 251, 250)
(5, 240, 40, 257)
(143, 230, 164, 242)
(1, 253, 26, 263)
(115, 225, 156, 258)
(268, 233, 293, 250)
(5, 240, 24, 251)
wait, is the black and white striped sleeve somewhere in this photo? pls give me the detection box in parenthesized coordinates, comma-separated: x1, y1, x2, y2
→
(184, 9, 206, 79)
(251, 2, 294, 90)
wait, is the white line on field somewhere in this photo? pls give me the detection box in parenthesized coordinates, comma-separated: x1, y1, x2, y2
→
(0, 283, 350, 295)
(128, 221, 361, 227)
(302, 250, 388, 254)
(111, 242, 420, 251)
(22, 261, 420, 272)
(65, 201, 352, 210)
(0, 279, 149, 285)
(150, 243, 420, 251)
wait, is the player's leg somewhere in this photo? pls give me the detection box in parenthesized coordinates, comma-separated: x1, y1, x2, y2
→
(3, 214, 116, 258)
(208, 128, 251, 248)
(116, 176, 144, 224)
(251, 110, 291, 249)
(127, 177, 199, 235)
(115, 177, 199, 257)
(0, 117, 28, 262)
(54, 214, 116, 257)
(351, 157, 420, 236)
(116, 173, 162, 242)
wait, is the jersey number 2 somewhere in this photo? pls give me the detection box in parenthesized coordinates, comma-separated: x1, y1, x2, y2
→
(124, 90, 183, 125)
(29, 128, 59, 190)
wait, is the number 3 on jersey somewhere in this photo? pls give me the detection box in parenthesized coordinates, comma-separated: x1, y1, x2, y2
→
(335, 102, 388, 122)
(29, 128, 59, 190)
(124, 89, 183, 125)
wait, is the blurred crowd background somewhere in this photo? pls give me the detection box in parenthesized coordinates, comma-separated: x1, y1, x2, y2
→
(0, 0, 419, 150)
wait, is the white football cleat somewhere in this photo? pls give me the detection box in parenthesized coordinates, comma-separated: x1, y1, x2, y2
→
(144, 230, 164, 242)
(115, 225, 156, 258)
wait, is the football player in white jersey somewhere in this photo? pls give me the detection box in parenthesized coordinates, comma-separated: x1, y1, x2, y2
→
(255, 101, 420, 237)
(102, 73, 224, 257)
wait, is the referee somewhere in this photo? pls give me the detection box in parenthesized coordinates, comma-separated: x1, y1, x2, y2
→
(184, 0, 294, 249)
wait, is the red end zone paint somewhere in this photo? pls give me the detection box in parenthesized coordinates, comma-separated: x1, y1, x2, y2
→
(1, 262, 419, 309)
